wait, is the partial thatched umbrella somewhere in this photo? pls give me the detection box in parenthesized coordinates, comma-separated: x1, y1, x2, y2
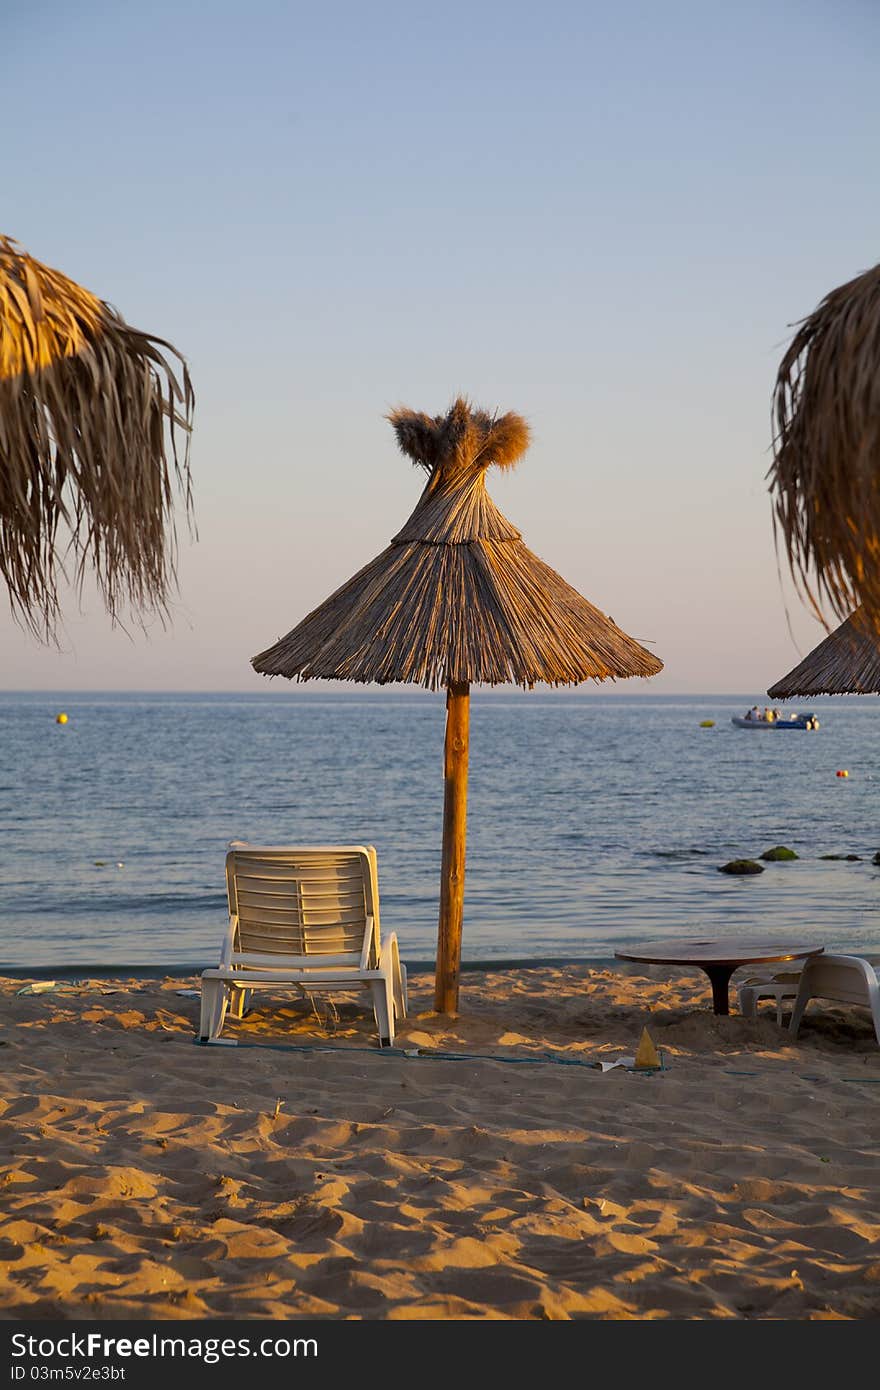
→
(0, 236, 194, 638)
(768, 607, 880, 698)
(769, 261, 880, 634)
(252, 398, 663, 1012)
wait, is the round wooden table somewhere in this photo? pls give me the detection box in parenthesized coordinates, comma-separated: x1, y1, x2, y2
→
(614, 938, 825, 1015)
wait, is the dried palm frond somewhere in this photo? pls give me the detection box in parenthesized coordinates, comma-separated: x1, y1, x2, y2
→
(253, 398, 662, 689)
(388, 399, 530, 473)
(768, 607, 880, 697)
(0, 236, 194, 638)
(769, 261, 880, 633)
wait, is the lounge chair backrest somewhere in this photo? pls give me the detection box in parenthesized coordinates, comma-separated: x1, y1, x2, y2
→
(794, 954, 879, 1008)
(225, 845, 379, 968)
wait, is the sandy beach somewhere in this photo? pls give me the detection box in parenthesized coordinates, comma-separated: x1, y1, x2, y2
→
(2, 963, 879, 1321)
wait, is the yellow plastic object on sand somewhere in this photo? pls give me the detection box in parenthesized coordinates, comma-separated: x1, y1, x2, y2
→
(634, 1027, 661, 1070)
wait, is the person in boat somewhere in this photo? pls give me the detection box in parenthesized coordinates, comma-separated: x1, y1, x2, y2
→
(746, 705, 763, 721)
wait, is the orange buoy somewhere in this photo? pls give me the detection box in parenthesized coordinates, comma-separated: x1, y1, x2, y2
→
(836, 769, 849, 778)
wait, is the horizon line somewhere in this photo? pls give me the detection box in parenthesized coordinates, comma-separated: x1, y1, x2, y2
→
(0, 688, 868, 700)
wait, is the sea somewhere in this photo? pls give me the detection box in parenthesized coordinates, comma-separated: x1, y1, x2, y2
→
(1, 691, 878, 969)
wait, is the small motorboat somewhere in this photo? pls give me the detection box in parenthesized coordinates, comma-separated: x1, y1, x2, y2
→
(732, 707, 819, 730)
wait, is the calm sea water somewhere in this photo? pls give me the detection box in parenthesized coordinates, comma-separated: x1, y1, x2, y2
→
(1, 691, 879, 968)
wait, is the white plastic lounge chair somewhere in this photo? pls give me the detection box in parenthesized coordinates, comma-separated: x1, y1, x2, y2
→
(788, 953, 880, 1046)
(737, 969, 804, 1025)
(199, 844, 407, 1048)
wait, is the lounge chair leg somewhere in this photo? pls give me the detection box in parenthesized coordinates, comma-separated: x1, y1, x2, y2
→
(395, 962, 408, 1020)
(228, 985, 250, 1019)
(370, 979, 394, 1048)
(199, 980, 228, 1040)
(789, 992, 808, 1038)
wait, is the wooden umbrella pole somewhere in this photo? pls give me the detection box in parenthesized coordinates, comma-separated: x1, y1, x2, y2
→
(435, 680, 470, 1014)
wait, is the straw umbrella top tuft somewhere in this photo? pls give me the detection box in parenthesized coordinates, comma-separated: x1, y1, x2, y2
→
(0, 235, 194, 638)
(768, 607, 880, 698)
(253, 397, 661, 690)
(253, 398, 662, 1014)
(769, 261, 880, 634)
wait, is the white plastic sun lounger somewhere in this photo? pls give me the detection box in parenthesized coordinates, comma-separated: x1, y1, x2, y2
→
(739, 954, 880, 1045)
(788, 953, 880, 1046)
(199, 844, 407, 1047)
(737, 968, 804, 1025)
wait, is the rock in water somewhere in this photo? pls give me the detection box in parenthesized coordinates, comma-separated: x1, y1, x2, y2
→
(760, 846, 799, 861)
(719, 859, 764, 874)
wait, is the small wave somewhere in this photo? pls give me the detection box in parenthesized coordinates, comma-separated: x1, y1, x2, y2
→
(9, 891, 228, 918)
(640, 848, 712, 860)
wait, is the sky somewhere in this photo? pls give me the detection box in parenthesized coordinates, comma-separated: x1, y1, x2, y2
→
(3, 0, 879, 693)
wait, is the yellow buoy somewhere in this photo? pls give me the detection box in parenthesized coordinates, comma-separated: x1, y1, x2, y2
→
(55, 712, 68, 725)
(699, 720, 715, 728)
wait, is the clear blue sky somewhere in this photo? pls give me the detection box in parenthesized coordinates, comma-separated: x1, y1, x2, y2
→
(3, 0, 879, 692)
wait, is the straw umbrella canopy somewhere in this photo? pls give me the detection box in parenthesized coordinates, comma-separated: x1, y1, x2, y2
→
(0, 235, 194, 639)
(769, 260, 880, 635)
(768, 607, 880, 698)
(252, 398, 663, 1012)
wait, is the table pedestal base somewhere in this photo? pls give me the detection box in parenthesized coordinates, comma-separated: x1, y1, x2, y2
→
(703, 966, 734, 1015)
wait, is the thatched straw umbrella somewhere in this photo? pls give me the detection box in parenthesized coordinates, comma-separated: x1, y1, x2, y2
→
(768, 607, 880, 698)
(252, 398, 663, 1013)
(769, 261, 880, 634)
(0, 236, 194, 638)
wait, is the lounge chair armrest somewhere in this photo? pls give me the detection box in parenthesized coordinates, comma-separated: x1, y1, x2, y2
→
(360, 916, 376, 971)
(219, 914, 239, 967)
(379, 931, 401, 975)
(379, 932, 407, 1021)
